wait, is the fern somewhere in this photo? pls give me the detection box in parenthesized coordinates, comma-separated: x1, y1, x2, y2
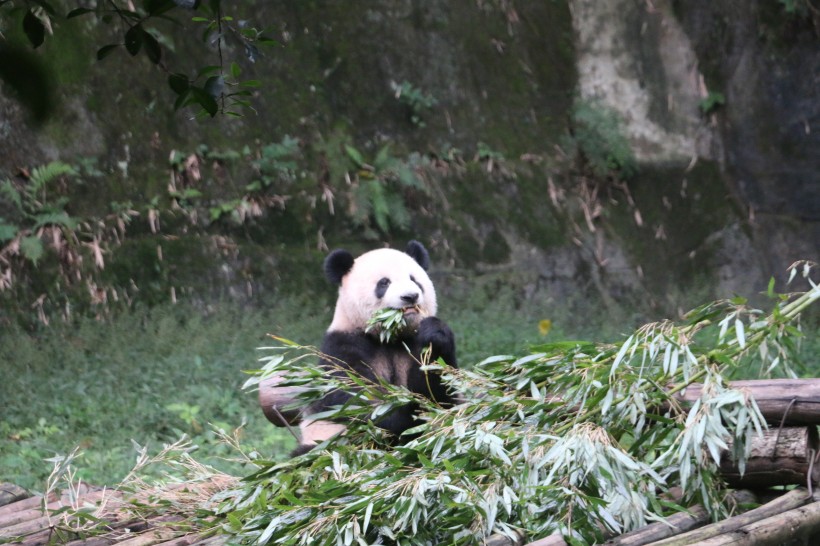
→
(32, 211, 78, 230)
(0, 218, 17, 241)
(29, 161, 76, 194)
(19, 236, 44, 264)
(0, 180, 23, 213)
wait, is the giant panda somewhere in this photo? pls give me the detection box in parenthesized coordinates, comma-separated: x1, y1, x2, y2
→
(294, 240, 458, 455)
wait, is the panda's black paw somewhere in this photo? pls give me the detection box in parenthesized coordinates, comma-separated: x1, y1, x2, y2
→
(417, 317, 456, 362)
(290, 443, 315, 457)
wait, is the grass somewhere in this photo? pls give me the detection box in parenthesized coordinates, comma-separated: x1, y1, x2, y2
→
(0, 290, 574, 492)
(2, 285, 816, 493)
(0, 299, 319, 491)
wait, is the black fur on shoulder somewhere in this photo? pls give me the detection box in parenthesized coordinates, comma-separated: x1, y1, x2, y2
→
(324, 249, 355, 285)
(405, 240, 430, 270)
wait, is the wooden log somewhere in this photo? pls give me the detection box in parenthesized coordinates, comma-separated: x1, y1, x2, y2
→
(603, 490, 757, 546)
(720, 427, 820, 488)
(692, 497, 820, 545)
(675, 379, 820, 426)
(259, 376, 820, 428)
(0, 484, 29, 507)
(0, 493, 55, 517)
(642, 487, 811, 546)
(258, 372, 305, 427)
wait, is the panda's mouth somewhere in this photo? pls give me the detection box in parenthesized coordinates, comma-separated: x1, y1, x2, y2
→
(401, 305, 421, 317)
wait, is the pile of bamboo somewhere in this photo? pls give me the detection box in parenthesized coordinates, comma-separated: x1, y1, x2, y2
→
(3, 379, 820, 545)
(260, 377, 820, 546)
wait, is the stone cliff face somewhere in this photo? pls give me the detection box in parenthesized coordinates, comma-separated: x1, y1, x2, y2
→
(0, 0, 816, 322)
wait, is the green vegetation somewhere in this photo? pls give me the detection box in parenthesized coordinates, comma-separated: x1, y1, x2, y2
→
(699, 91, 726, 114)
(390, 81, 438, 127)
(217, 265, 818, 545)
(3, 0, 277, 119)
(0, 285, 572, 492)
(564, 98, 637, 180)
(0, 300, 310, 491)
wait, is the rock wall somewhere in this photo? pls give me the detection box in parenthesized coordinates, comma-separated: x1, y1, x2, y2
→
(0, 0, 816, 324)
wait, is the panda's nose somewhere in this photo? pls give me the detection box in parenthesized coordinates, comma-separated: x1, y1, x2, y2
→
(401, 292, 419, 305)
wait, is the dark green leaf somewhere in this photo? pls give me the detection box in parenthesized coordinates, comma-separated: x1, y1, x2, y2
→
(22, 10, 46, 49)
(96, 44, 120, 60)
(191, 87, 218, 116)
(257, 36, 279, 46)
(143, 0, 176, 16)
(125, 25, 143, 56)
(67, 7, 96, 18)
(142, 29, 162, 64)
(168, 73, 189, 95)
(197, 65, 221, 78)
(173, 89, 192, 110)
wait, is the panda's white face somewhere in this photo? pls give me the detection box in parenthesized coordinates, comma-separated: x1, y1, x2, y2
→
(328, 248, 437, 333)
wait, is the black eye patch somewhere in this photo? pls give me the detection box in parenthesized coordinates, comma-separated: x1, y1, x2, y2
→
(410, 275, 424, 293)
(375, 277, 391, 299)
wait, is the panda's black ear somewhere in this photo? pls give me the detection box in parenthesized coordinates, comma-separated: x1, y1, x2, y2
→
(324, 249, 355, 285)
(405, 240, 430, 270)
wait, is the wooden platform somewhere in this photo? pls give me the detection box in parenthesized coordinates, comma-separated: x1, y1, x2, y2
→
(0, 482, 225, 546)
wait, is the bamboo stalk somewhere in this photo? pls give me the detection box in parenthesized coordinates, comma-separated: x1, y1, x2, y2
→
(695, 499, 820, 545)
(643, 488, 812, 546)
(603, 490, 757, 546)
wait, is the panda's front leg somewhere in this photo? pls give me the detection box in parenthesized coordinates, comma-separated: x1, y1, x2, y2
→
(416, 316, 457, 368)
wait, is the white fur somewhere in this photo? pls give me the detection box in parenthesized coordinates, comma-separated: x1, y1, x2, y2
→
(328, 248, 437, 333)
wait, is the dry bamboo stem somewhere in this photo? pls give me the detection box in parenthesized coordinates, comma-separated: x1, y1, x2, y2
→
(644, 487, 813, 546)
(695, 498, 820, 545)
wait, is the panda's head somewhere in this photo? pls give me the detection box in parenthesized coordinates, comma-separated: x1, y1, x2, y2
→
(325, 240, 438, 334)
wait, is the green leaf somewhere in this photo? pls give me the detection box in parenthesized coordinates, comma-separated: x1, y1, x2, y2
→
(143, 0, 176, 16)
(0, 221, 17, 241)
(23, 10, 46, 48)
(124, 25, 143, 56)
(168, 73, 189, 95)
(190, 87, 218, 116)
(67, 7, 96, 18)
(96, 44, 120, 60)
(20, 236, 44, 264)
(197, 65, 221, 78)
(345, 145, 365, 168)
(230, 61, 241, 79)
(142, 29, 162, 64)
